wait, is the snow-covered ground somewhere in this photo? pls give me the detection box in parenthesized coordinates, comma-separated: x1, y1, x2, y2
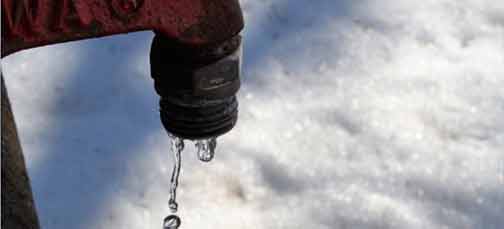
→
(2, 0, 504, 228)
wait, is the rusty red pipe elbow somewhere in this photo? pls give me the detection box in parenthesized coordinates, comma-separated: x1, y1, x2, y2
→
(1, 0, 244, 57)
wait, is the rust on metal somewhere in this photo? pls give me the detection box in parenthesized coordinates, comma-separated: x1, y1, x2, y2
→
(1, 0, 244, 57)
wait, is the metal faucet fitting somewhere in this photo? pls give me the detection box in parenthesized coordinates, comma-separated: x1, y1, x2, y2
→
(150, 34, 242, 139)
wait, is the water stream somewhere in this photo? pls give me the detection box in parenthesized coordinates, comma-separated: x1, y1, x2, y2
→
(168, 136, 184, 213)
(163, 135, 218, 229)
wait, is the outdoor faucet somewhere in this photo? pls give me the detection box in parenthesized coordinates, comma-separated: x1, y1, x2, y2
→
(1, 0, 244, 228)
(2, 0, 244, 138)
(2, 0, 245, 137)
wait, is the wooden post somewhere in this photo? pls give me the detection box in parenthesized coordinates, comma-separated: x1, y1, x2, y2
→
(1, 76, 40, 229)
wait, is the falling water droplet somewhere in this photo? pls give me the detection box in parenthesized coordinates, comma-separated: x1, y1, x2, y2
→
(195, 138, 217, 162)
(168, 135, 184, 213)
(168, 199, 178, 213)
(163, 215, 181, 229)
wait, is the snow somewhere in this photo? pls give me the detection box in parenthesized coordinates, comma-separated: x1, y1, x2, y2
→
(2, 0, 504, 228)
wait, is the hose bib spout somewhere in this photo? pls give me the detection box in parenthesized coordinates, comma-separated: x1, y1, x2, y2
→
(150, 34, 242, 140)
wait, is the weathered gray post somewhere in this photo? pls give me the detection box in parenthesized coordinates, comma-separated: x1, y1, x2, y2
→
(1, 76, 41, 229)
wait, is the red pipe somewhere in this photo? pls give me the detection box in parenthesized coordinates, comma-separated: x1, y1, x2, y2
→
(1, 0, 244, 57)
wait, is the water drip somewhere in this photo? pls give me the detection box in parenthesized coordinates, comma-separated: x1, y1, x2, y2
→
(163, 135, 220, 228)
(195, 138, 217, 162)
(163, 215, 181, 229)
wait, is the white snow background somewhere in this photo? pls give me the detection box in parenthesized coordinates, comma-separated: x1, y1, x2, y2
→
(2, 0, 504, 228)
